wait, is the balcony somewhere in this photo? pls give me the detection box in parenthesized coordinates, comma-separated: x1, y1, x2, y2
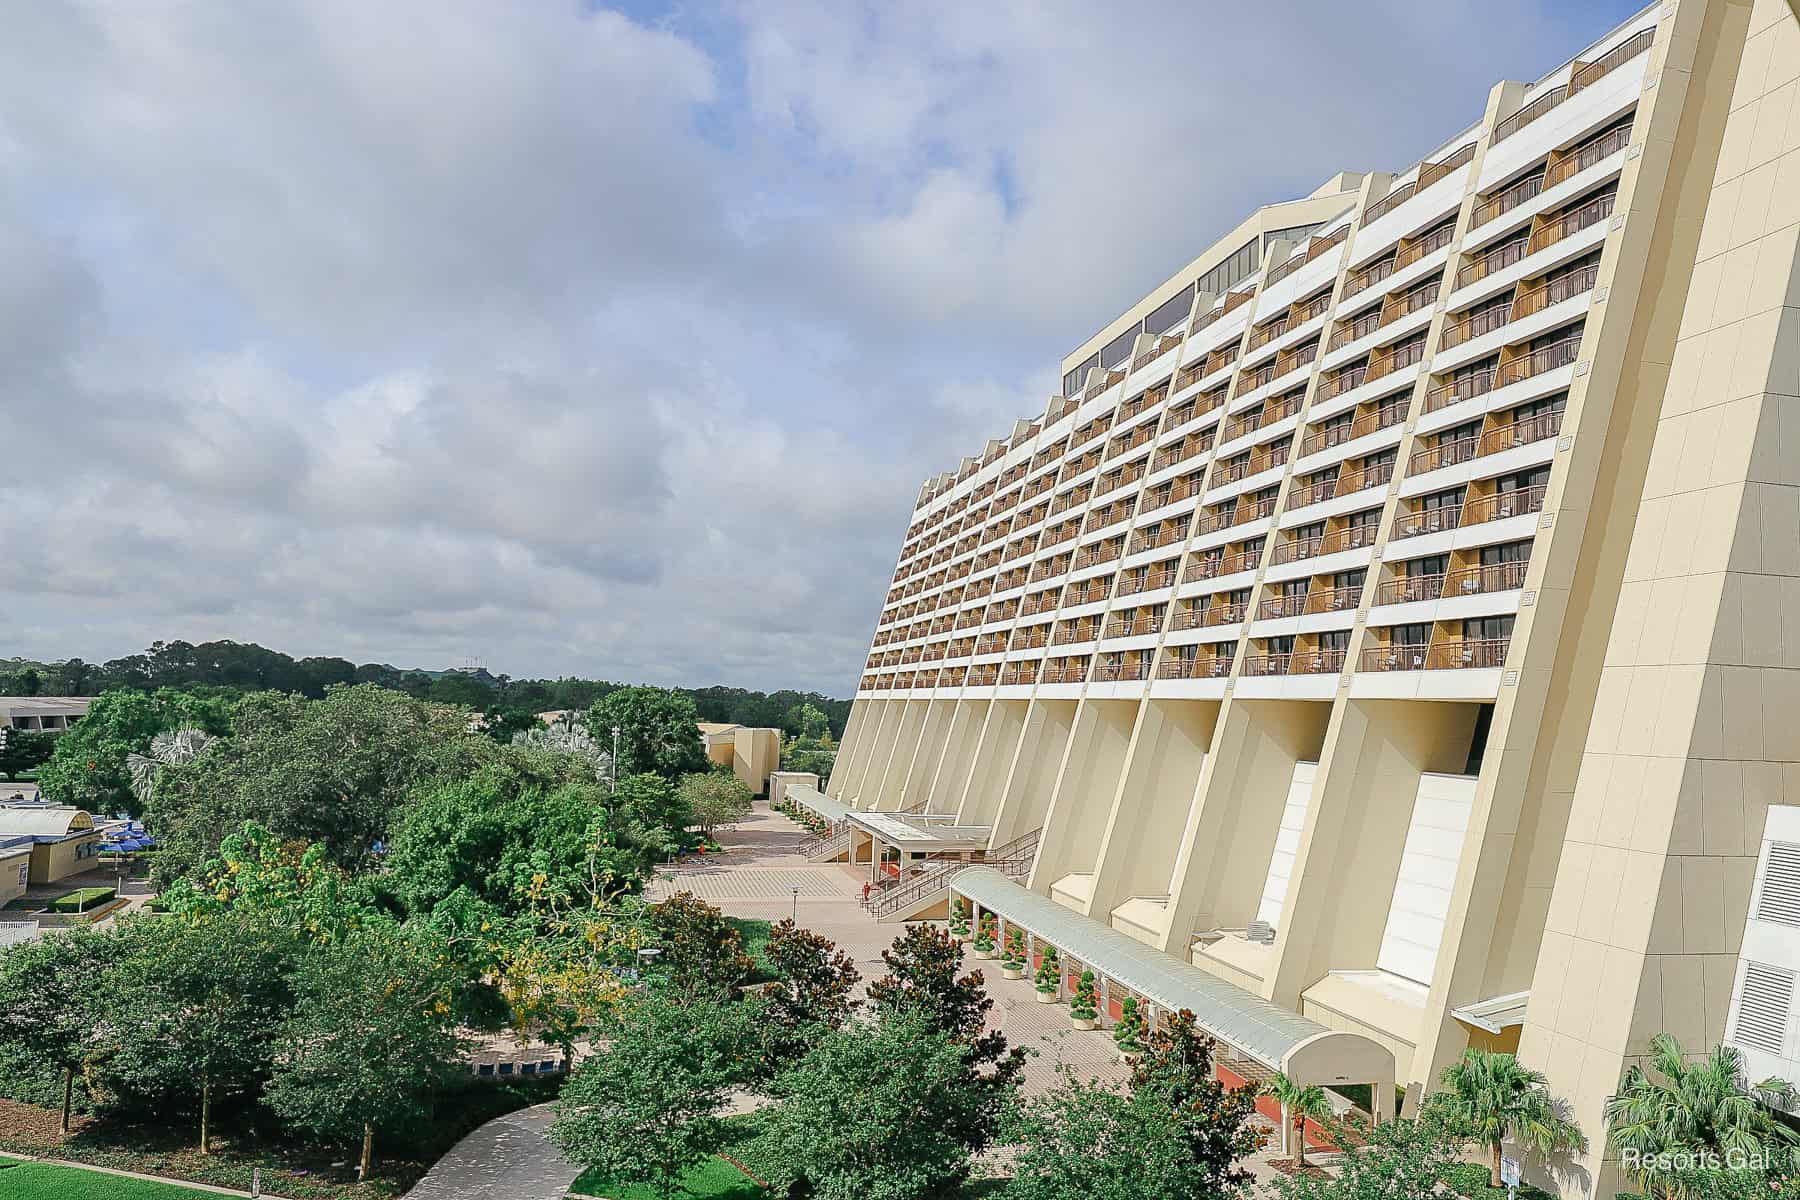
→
(1092, 660, 1150, 683)
(1298, 403, 1406, 457)
(1105, 613, 1162, 639)
(1002, 663, 1040, 685)
(1158, 654, 1234, 680)
(1495, 332, 1582, 388)
(1544, 120, 1633, 191)
(1478, 407, 1563, 455)
(1118, 565, 1177, 596)
(1305, 583, 1364, 613)
(1318, 364, 1369, 401)
(1471, 173, 1545, 229)
(1242, 652, 1292, 677)
(1491, 26, 1654, 143)
(1394, 221, 1458, 270)
(1360, 643, 1430, 672)
(1205, 600, 1250, 626)
(1132, 525, 1186, 554)
(1366, 335, 1427, 383)
(1343, 256, 1397, 301)
(1289, 473, 1339, 508)
(1272, 534, 1326, 566)
(1130, 334, 1182, 373)
(1445, 559, 1529, 597)
(1526, 191, 1615, 255)
(1456, 237, 1532, 289)
(1410, 433, 1480, 474)
(1428, 637, 1512, 669)
(1513, 260, 1601, 321)
(1374, 573, 1445, 606)
(1291, 647, 1348, 675)
(1238, 361, 1278, 395)
(1040, 660, 1090, 685)
(967, 666, 1000, 686)
(1247, 316, 1291, 353)
(1423, 366, 1498, 412)
(1335, 460, 1396, 497)
(1260, 591, 1309, 619)
(1463, 483, 1548, 525)
(1261, 391, 1306, 428)
(1329, 307, 1384, 352)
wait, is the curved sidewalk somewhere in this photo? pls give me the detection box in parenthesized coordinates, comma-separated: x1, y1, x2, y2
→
(403, 1104, 577, 1200)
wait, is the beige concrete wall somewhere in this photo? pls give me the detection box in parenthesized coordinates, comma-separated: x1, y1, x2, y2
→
(872, 701, 931, 810)
(0, 849, 28, 906)
(1520, 0, 1799, 1191)
(897, 699, 956, 812)
(1031, 699, 1139, 894)
(989, 699, 1078, 844)
(1088, 699, 1220, 919)
(827, 701, 873, 799)
(844, 699, 901, 806)
(728, 728, 782, 794)
(956, 699, 1030, 827)
(29, 835, 102, 885)
(1272, 701, 1481, 1005)
(925, 699, 990, 814)
(1164, 700, 1332, 950)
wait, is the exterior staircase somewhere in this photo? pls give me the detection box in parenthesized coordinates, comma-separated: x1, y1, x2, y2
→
(868, 827, 1041, 922)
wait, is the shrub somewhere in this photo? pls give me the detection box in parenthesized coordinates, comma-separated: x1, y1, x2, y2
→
(1034, 946, 1060, 996)
(1070, 971, 1099, 1021)
(973, 914, 996, 953)
(49, 887, 115, 913)
(1113, 995, 1146, 1055)
(1002, 929, 1026, 971)
(948, 898, 970, 939)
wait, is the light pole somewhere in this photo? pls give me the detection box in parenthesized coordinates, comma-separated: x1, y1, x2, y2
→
(790, 885, 800, 923)
(610, 726, 621, 794)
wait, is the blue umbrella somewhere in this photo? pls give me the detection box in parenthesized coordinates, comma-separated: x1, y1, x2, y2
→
(107, 838, 144, 853)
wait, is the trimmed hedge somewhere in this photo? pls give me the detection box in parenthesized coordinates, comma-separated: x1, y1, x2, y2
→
(48, 887, 115, 913)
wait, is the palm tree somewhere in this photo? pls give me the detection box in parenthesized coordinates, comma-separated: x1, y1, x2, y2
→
(1605, 1033, 1798, 1199)
(1434, 1048, 1587, 1187)
(126, 726, 214, 804)
(1269, 1072, 1332, 1168)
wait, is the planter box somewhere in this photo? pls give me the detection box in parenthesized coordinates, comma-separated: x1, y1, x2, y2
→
(1035, 990, 1058, 1004)
(1001, 967, 1024, 980)
(973, 947, 996, 959)
(1072, 1017, 1097, 1031)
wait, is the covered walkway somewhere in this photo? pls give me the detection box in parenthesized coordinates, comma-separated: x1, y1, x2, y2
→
(785, 785, 852, 825)
(949, 867, 1396, 1123)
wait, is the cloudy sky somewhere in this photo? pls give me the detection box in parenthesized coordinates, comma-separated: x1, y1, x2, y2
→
(0, 0, 1646, 695)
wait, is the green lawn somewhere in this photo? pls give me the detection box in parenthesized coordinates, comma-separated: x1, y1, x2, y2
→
(0, 1160, 225, 1198)
(727, 917, 776, 985)
(570, 1155, 765, 1199)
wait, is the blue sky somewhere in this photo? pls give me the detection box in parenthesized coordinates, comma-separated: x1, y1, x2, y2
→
(0, 0, 1649, 694)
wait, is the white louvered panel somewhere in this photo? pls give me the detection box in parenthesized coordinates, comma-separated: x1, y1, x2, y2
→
(1377, 773, 1477, 986)
(1733, 962, 1794, 1057)
(1255, 763, 1318, 932)
(1755, 843, 1800, 928)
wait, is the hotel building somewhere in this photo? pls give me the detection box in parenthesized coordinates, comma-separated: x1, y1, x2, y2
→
(804, 0, 1800, 1190)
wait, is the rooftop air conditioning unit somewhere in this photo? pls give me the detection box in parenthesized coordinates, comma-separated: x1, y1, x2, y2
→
(1248, 921, 1277, 945)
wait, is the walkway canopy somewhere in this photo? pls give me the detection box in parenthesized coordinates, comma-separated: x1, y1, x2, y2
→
(949, 867, 1394, 1090)
(785, 785, 852, 825)
(848, 810, 992, 853)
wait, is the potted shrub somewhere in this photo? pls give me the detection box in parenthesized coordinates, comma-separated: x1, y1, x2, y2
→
(1112, 994, 1146, 1062)
(1034, 946, 1061, 1004)
(972, 914, 998, 959)
(1001, 929, 1026, 980)
(1069, 970, 1100, 1030)
(948, 898, 971, 943)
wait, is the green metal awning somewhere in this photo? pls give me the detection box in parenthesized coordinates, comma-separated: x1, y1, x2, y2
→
(949, 867, 1394, 1087)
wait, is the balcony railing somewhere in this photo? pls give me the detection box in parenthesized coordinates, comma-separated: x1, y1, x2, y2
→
(1393, 504, 1465, 538)
(1130, 335, 1182, 372)
(1456, 237, 1531, 288)
(1479, 407, 1563, 454)
(1360, 643, 1430, 672)
(1158, 654, 1234, 680)
(1306, 584, 1364, 613)
(1040, 660, 1091, 685)
(1336, 460, 1395, 496)
(1464, 483, 1549, 525)
(1527, 191, 1615, 254)
(1344, 256, 1397, 299)
(1495, 333, 1582, 388)
(1329, 307, 1385, 351)
(1426, 637, 1512, 670)
(1395, 221, 1458, 270)
(1444, 559, 1530, 596)
(1544, 121, 1633, 190)
(1290, 474, 1339, 507)
(1410, 434, 1479, 474)
(1242, 652, 1292, 676)
(1471, 173, 1546, 229)
(1514, 260, 1601, 321)
(1092, 661, 1150, 682)
(1272, 534, 1325, 565)
(1291, 647, 1348, 675)
(1247, 317, 1291, 352)
(1119, 566, 1177, 595)
(1318, 364, 1369, 400)
(1363, 181, 1418, 226)
(1367, 336, 1427, 382)
(1239, 362, 1278, 394)
(1423, 366, 1499, 412)
(1260, 592, 1309, 619)
(1204, 601, 1250, 626)
(1374, 573, 1444, 605)
(1105, 614, 1161, 639)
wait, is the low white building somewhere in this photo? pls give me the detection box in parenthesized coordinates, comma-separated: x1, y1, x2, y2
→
(0, 696, 92, 733)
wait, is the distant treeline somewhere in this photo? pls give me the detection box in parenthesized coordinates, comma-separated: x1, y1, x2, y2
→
(0, 639, 850, 739)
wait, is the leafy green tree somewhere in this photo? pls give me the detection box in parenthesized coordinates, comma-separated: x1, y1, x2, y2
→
(588, 687, 707, 780)
(1125, 1010, 1265, 1192)
(761, 919, 861, 1065)
(160, 821, 380, 943)
(263, 926, 467, 1180)
(1269, 1072, 1331, 1168)
(1264, 1112, 1464, 1200)
(1034, 945, 1061, 997)
(614, 772, 690, 858)
(550, 991, 761, 1200)
(1004, 1066, 1256, 1200)
(866, 924, 1026, 1155)
(679, 771, 754, 838)
(479, 706, 540, 745)
(0, 729, 55, 778)
(787, 704, 831, 740)
(37, 688, 231, 815)
(1427, 1047, 1587, 1188)
(0, 925, 113, 1128)
(755, 1008, 1021, 1200)
(145, 685, 486, 882)
(103, 912, 299, 1152)
(1605, 1033, 1800, 1199)
(645, 892, 755, 999)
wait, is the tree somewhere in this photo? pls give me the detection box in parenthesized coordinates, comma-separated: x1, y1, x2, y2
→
(645, 892, 754, 999)
(125, 725, 215, 807)
(866, 924, 1026, 1155)
(160, 821, 379, 944)
(1428, 1048, 1587, 1188)
(1034, 945, 1061, 997)
(551, 991, 761, 1200)
(1269, 1072, 1331, 1168)
(1264, 1113, 1465, 1200)
(679, 771, 754, 838)
(0, 925, 113, 1129)
(761, 919, 861, 1064)
(263, 927, 467, 1180)
(0, 728, 55, 779)
(103, 913, 299, 1152)
(754, 1009, 1021, 1200)
(614, 772, 689, 858)
(588, 687, 707, 780)
(1605, 1033, 1800, 1199)
(1004, 1068, 1255, 1200)
(37, 688, 231, 815)
(145, 685, 486, 882)
(1126, 1011, 1265, 1193)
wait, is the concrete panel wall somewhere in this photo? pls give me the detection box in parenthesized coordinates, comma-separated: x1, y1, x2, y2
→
(1089, 699, 1220, 919)
(1031, 699, 1139, 893)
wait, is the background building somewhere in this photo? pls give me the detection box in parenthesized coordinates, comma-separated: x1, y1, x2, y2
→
(0, 696, 91, 733)
(828, 0, 1800, 1192)
(699, 723, 783, 795)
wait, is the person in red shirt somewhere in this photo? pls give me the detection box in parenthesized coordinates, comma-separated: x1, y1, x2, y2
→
(863, 882, 872, 904)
